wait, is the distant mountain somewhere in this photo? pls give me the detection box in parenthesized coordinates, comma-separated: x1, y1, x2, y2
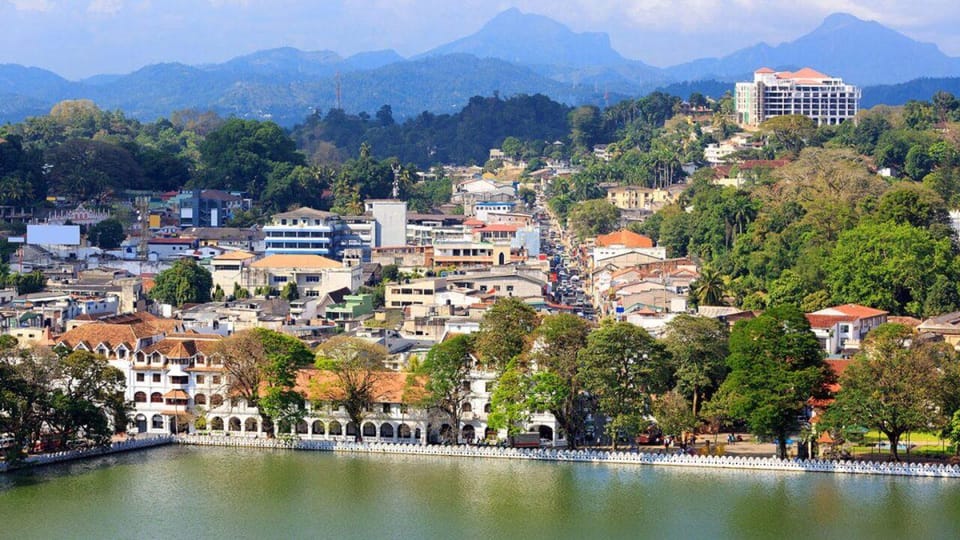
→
(666, 13, 960, 85)
(862, 77, 960, 108)
(2, 11, 960, 126)
(422, 8, 629, 68)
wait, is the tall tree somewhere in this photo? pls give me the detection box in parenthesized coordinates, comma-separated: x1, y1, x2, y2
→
(566, 199, 621, 241)
(149, 258, 213, 307)
(528, 313, 591, 449)
(474, 297, 538, 372)
(718, 305, 826, 459)
(826, 324, 956, 461)
(662, 314, 729, 415)
(579, 320, 670, 450)
(416, 334, 475, 444)
(314, 336, 388, 442)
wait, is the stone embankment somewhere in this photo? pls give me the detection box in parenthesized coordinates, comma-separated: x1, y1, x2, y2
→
(0, 435, 173, 473)
(176, 435, 960, 479)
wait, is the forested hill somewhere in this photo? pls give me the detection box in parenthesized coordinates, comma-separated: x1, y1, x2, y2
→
(290, 94, 572, 167)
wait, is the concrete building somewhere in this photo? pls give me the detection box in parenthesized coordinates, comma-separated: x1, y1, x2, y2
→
(248, 254, 362, 299)
(210, 251, 257, 294)
(736, 67, 860, 127)
(264, 208, 342, 258)
(365, 200, 407, 248)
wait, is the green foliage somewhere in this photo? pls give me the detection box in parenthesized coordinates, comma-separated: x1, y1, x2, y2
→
(566, 199, 621, 241)
(825, 324, 957, 461)
(652, 391, 698, 438)
(314, 336, 388, 442)
(86, 218, 125, 249)
(280, 282, 299, 301)
(149, 258, 212, 306)
(759, 115, 816, 156)
(663, 314, 728, 415)
(826, 221, 956, 316)
(5, 270, 46, 295)
(487, 360, 532, 437)
(474, 297, 538, 372)
(579, 320, 670, 450)
(417, 334, 475, 442)
(719, 305, 826, 458)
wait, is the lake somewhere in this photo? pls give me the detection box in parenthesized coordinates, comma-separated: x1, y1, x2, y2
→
(2, 445, 959, 539)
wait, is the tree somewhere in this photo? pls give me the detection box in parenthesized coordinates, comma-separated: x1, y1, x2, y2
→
(690, 266, 725, 307)
(759, 115, 815, 155)
(474, 297, 538, 372)
(280, 282, 299, 301)
(45, 139, 144, 201)
(487, 359, 533, 438)
(46, 350, 126, 448)
(8, 270, 46, 295)
(314, 336, 388, 441)
(579, 320, 670, 450)
(652, 390, 698, 440)
(86, 218, 125, 249)
(416, 334, 475, 443)
(718, 305, 826, 459)
(567, 199, 621, 241)
(663, 314, 729, 415)
(528, 313, 591, 448)
(149, 258, 213, 306)
(826, 324, 955, 461)
(826, 221, 956, 316)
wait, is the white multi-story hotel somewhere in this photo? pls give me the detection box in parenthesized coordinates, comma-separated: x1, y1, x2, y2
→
(735, 67, 861, 127)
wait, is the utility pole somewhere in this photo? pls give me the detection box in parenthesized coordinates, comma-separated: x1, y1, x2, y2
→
(136, 196, 150, 260)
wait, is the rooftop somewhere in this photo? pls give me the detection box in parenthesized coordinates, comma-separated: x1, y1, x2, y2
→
(250, 254, 342, 270)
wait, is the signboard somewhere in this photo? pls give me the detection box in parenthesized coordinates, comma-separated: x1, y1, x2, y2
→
(27, 224, 80, 246)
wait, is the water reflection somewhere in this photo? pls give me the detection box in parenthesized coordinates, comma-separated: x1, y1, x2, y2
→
(2, 447, 960, 539)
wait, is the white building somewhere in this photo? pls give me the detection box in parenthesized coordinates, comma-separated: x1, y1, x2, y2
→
(264, 208, 342, 258)
(735, 67, 860, 127)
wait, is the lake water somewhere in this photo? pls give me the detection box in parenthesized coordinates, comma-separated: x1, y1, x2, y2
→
(2, 445, 960, 539)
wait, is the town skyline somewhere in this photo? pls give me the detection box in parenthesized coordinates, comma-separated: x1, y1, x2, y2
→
(3, 1, 960, 80)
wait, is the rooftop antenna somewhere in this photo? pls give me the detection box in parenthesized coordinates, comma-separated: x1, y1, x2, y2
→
(391, 163, 401, 199)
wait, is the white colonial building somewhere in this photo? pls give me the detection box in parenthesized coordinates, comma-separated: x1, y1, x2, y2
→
(736, 67, 860, 127)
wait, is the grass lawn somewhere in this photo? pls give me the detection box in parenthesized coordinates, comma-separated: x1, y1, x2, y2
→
(857, 431, 944, 445)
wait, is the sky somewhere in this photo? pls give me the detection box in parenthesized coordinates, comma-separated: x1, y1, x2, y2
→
(2, 0, 960, 80)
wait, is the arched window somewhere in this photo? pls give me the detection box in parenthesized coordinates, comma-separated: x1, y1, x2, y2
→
(296, 420, 308, 434)
(134, 391, 147, 403)
(380, 423, 394, 438)
(151, 415, 164, 429)
(312, 420, 325, 435)
(244, 418, 258, 432)
(228, 417, 241, 431)
(150, 392, 163, 403)
(362, 422, 377, 437)
(346, 422, 358, 436)
(398, 423, 412, 439)
(462, 402, 472, 413)
(329, 421, 342, 435)
(210, 417, 224, 430)
(194, 393, 206, 405)
(483, 402, 491, 413)
(210, 394, 224, 407)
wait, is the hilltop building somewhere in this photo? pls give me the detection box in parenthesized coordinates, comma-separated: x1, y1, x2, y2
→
(735, 67, 860, 127)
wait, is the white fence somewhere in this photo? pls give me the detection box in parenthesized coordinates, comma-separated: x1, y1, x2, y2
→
(1, 435, 174, 473)
(176, 435, 960, 479)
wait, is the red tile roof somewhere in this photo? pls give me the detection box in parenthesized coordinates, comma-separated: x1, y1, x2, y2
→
(804, 314, 848, 328)
(832, 304, 888, 318)
(755, 67, 775, 74)
(595, 229, 654, 248)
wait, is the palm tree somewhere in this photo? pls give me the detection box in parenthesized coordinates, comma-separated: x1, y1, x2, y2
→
(691, 267, 726, 306)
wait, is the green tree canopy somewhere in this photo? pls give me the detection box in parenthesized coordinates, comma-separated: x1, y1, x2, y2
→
(87, 218, 125, 249)
(474, 297, 538, 372)
(149, 258, 212, 307)
(567, 199, 621, 241)
(718, 305, 826, 458)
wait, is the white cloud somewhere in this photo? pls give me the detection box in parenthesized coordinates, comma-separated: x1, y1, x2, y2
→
(8, 0, 54, 11)
(88, 0, 123, 14)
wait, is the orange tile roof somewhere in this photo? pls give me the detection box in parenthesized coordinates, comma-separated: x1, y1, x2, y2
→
(288, 368, 426, 403)
(804, 314, 849, 329)
(250, 254, 342, 269)
(755, 67, 775, 74)
(832, 304, 888, 318)
(163, 389, 190, 400)
(213, 250, 256, 261)
(595, 230, 654, 248)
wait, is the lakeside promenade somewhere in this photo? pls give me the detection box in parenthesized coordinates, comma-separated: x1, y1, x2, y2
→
(0, 435, 173, 473)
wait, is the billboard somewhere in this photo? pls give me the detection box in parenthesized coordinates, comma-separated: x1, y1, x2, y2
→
(27, 224, 81, 246)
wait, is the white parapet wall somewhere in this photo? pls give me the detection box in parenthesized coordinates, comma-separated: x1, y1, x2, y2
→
(1, 435, 174, 473)
(176, 435, 960, 479)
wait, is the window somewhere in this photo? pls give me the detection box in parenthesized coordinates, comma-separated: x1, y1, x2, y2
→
(170, 376, 188, 385)
(150, 392, 163, 403)
(840, 324, 850, 334)
(212, 375, 221, 384)
(382, 403, 391, 414)
(485, 381, 495, 393)
(134, 391, 147, 403)
(136, 373, 145, 382)
(461, 380, 471, 391)
(152, 373, 161, 383)
(305, 275, 320, 282)
(273, 276, 288, 283)
(152, 415, 164, 429)
(210, 394, 224, 407)
(196, 375, 205, 384)
(194, 394, 206, 405)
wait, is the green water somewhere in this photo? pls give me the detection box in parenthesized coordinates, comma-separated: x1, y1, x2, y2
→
(2, 446, 960, 540)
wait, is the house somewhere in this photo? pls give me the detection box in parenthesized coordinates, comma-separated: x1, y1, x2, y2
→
(918, 311, 960, 350)
(605, 186, 674, 211)
(247, 254, 362, 299)
(805, 304, 889, 357)
(148, 237, 198, 260)
(210, 251, 257, 295)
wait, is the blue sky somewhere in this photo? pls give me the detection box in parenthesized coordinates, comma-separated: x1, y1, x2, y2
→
(3, 0, 959, 79)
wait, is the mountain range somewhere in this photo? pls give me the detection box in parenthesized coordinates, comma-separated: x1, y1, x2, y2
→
(2, 9, 960, 126)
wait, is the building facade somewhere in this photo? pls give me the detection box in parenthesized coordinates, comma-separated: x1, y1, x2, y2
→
(735, 67, 860, 127)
